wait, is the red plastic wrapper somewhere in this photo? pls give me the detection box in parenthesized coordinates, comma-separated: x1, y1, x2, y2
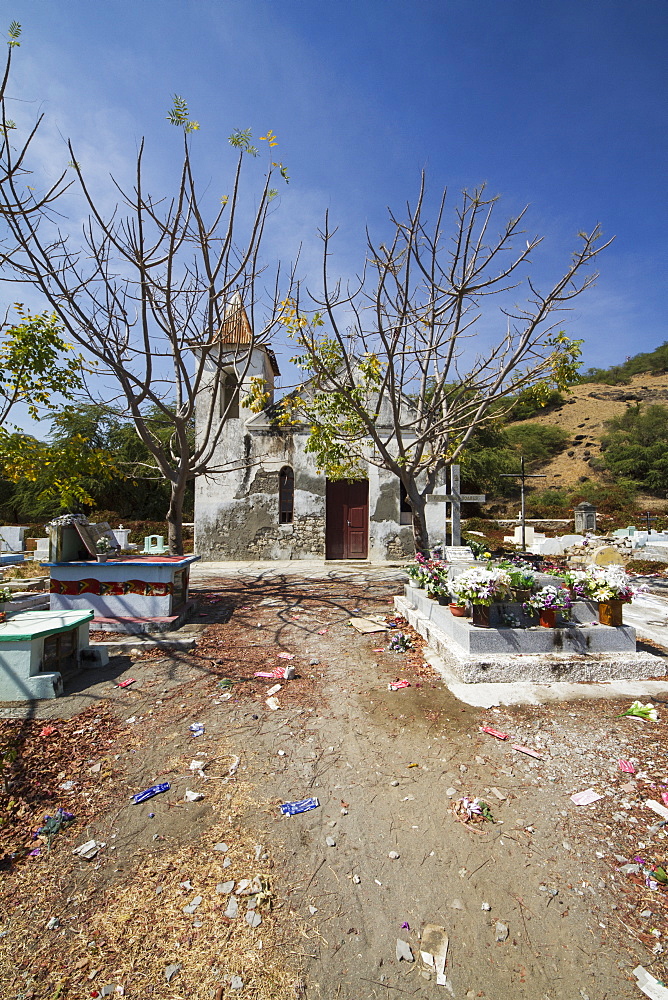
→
(481, 726, 510, 740)
(618, 759, 636, 774)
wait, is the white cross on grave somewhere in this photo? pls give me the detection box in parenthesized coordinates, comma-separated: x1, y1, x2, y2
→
(426, 464, 485, 547)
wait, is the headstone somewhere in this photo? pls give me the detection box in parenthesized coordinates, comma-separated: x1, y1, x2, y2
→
(540, 537, 565, 556)
(34, 537, 51, 559)
(0, 609, 105, 700)
(591, 546, 625, 566)
(51, 522, 97, 561)
(560, 534, 586, 548)
(0, 526, 27, 552)
(574, 502, 597, 534)
(142, 534, 169, 555)
(513, 525, 535, 545)
(112, 526, 132, 549)
(444, 546, 475, 562)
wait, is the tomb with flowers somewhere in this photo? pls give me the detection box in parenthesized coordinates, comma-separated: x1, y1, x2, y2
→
(397, 556, 663, 683)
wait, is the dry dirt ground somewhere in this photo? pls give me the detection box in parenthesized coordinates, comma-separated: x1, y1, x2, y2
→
(2, 572, 668, 999)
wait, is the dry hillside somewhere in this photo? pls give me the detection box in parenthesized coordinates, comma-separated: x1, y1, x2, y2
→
(511, 371, 668, 505)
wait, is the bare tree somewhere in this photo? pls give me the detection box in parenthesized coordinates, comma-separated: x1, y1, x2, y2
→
(0, 90, 292, 552)
(0, 21, 71, 216)
(282, 178, 611, 553)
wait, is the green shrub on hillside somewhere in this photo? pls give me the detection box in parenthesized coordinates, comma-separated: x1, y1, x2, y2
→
(504, 423, 570, 464)
(506, 388, 565, 421)
(530, 480, 639, 519)
(601, 404, 668, 494)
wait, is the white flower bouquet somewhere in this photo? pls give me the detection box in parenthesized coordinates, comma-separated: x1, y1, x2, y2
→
(450, 567, 511, 607)
(580, 566, 633, 602)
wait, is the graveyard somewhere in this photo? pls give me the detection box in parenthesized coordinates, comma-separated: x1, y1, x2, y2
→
(1, 487, 668, 999)
(0, 6, 664, 994)
(1, 560, 668, 1000)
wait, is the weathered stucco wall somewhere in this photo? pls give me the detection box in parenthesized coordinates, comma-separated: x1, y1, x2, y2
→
(195, 414, 327, 559)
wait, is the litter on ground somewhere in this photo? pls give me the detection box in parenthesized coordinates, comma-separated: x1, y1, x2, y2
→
(388, 679, 411, 691)
(348, 617, 387, 634)
(633, 965, 668, 999)
(280, 797, 320, 817)
(131, 782, 170, 805)
(481, 726, 510, 740)
(511, 744, 544, 759)
(570, 788, 604, 806)
(420, 923, 449, 987)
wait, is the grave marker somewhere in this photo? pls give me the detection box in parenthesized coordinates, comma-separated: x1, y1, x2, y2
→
(426, 465, 485, 546)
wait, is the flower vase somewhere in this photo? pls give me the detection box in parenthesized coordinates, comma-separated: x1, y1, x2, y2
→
(449, 602, 467, 616)
(437, 595, 450, 606)
(96, 554, 108, 563)
(539, 608, 556, 628)
(599, 599, 623, 627)
(471, 604, 491, 628)
(512, 588, 532, 604)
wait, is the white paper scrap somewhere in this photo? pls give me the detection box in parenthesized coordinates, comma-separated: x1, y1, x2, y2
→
(646, 800, 668, 822)
(570, 788, 604, 806)
(633, 964, 668, 999)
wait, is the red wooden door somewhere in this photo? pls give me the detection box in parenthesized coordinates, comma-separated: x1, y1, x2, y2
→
(326, 480, 369, 559)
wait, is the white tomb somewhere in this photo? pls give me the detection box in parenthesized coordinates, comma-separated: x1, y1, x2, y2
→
(0, 526, 27, 552)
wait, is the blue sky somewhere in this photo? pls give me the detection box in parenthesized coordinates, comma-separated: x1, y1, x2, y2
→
(5, 0, 668, 420)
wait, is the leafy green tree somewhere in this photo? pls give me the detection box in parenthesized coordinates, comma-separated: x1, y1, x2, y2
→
(504, 423, 570, 464)
(505, 387, 565, 422)
(0, 403, 194, 521)
(0, 431, 118, 513)
(0, 305, 85, 426)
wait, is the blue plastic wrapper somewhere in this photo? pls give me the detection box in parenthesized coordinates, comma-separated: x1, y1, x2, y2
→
(189, 723, 205, 737)
(280, 796, 320, 816)
(132, 782, 171, 805)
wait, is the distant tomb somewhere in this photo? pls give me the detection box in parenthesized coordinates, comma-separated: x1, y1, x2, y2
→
(574, 502, 597, 534)
(0, 526, 27, 552)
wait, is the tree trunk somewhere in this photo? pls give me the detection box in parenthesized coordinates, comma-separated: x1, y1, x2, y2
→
(167, 478, 186, 556)
(411, 496, 430, 556)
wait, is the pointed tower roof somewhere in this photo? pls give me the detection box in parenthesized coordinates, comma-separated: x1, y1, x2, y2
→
(217, 292, 253, 344)
(191, 292, 280, 375)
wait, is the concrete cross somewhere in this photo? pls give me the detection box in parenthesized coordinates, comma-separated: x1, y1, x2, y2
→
(426, 464, 486, 546)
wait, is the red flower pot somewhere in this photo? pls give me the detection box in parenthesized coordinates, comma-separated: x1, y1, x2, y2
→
(539, 609, 556, 628)
(449, 603, 467, 617)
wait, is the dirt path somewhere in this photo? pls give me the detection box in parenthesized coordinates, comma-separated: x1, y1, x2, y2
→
(1, 572, 666, 998)
(238, 593, 643, 999)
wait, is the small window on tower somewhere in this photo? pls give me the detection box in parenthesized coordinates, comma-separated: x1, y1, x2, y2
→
(400, 481, 413, 525)
(279, 466, 294, 524)
(219, 371, 240, 419)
